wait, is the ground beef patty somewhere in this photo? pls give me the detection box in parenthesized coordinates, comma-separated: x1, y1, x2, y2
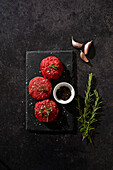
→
(29, 77, 52, 100)
(34, 99, 59, 122)
(40, 56, 63, 80)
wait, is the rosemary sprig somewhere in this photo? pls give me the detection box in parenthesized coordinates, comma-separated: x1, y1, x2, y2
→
(76, 73, 102, 143)
(41, 88, 48, 92)
(45, 106, 52, 115)
(39, 106, 52, 122)
(49, 63, 57, 70)
(39, 109, 43, 115)
(37, 87, 48, 93)
(48, 68, 51, 73)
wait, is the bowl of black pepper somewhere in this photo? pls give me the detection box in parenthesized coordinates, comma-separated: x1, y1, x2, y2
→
(53, 82, 75, 104)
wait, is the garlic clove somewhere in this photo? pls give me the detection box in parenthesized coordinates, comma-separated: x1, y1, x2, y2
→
(72, 36, 83, 48)
(84, 40, 93, 55)
(80, 50, 89, 63)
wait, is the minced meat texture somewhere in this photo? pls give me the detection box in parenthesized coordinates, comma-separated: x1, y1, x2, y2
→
(29, 77, 52, 100)
(34, 99, 59, 122)
(40, 56, 63, 80)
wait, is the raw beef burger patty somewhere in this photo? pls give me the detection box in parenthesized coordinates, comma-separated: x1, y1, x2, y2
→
(40, 56, 63, 80)
(29, 77, 52, 100)
(34, 99, 59, 122)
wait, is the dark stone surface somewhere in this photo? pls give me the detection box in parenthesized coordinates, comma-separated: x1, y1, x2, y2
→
(0, 0, 113, 170)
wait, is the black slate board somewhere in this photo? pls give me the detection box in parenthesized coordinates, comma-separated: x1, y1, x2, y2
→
(26, 50, 77, 133)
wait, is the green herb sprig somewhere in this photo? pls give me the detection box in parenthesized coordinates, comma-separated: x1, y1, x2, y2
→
(49, 63, 57, 70)
(39, 106, 52, 122)
(41, 88, 48, 92)
(76, 73, 102, 143)
(48, 68, 51, 73)
(37, 87, 48, 93)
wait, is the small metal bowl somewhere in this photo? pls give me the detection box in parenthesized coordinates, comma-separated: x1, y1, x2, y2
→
(53, 82, 75, 104)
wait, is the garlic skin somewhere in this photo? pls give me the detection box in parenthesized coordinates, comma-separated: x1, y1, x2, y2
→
(72, 37, 83, 48)
(80, 51, 89, 63)
(84, 40, 93, 55)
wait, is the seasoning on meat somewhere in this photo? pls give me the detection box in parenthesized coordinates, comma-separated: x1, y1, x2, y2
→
(40, 56, 63, 80)
(34, 99, 59, 122)
(29, 77, 52, 100)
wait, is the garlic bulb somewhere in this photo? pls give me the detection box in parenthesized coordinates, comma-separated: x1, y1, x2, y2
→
(72, 37, 83, 48)
(80, 51, 89, 63)
(84, 40, 93, 55)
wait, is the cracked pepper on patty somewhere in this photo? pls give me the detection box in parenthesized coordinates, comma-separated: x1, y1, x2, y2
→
(29, 77, 52, 100)
(40, 56, 63, 80)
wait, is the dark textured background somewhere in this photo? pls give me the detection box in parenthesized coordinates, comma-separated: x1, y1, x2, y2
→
(0, 0, 113, 170)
